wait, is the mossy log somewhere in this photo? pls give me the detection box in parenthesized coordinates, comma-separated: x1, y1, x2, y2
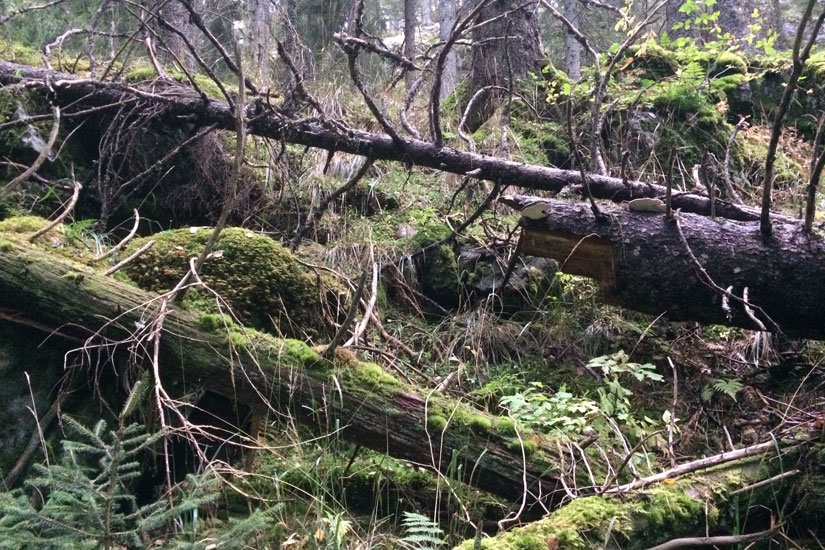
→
(456, 454, 792, 550)
(502, 194, 825, 340)
(0, 232, 563, 505)
(0, 60, 769, 223)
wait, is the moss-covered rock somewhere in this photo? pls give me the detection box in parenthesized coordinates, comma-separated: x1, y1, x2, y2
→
(625, 42, 680, 79)
(124, 227, 331, 337)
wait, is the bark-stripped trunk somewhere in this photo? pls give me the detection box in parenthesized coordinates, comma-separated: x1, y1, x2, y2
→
(250, 0, 271, 84)
(502, 195, 825, 340)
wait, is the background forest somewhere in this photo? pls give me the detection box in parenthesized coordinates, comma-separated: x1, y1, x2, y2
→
(1, 0, 825, 548)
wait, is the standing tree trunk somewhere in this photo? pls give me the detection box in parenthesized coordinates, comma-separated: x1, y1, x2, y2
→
(279, 0, 316, 101)
(157, 0, 192, 69)
(404, 0, 418, 90)
(438, 0, 458, 99)
(664, 0, 689, 40)
(563, 0, 581, 79)
(770, 0, 788, 49)
(422, 0, 432, 26)
(465, 0, 541, 131)
(250, 0, 272, 84)
(718, 0, 756, 54)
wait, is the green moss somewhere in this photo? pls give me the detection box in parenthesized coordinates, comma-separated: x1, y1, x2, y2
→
(469, 415, 493, 433)
(637, 488, 706, 536)
(626, 42, 679, 78)
(509, 534, 545, 550)
(124, 227, 329, 336)
(0, 239, 12, 252)
(508, 118, 570, 166)
(355, 362, 401, 387)
(124, 66, 229, 98)
(459, 496, 629, 550)
(124, 66, 158, 81)
(228, 330, 251, 348)
(714, 52, 747, 75)
(427, 414, 448, 431)
(197, 313, 231, 332)
(278, 339, 325, 369)
(804, 51, 825, 80)
(495, 417, 517, 436)
(0, 39, 42, 67)
(0, 216, 49, 234)
(507, 437, 537, 456)
(710, 73, 745, 95)
(420, 244, 459, 307)
(410, 220, 451, 250)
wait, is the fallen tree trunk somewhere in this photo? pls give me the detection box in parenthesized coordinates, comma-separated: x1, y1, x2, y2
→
(455, 448, 797, 550)
(0, 231, 562, 505)
(501, 194, 825, 340)
(0, 60, 774, 223)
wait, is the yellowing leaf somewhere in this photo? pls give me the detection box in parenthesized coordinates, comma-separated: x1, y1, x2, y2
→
(619, 57, 635, 71)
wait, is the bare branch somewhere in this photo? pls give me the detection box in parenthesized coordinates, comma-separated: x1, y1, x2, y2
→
(643, 528, 778, 550)
(0, 105, 60, 198)
(176, 0, 259, 95)
(29, 178, 82, 242)
(0, 0, 71, 26)
(97, 209, 141, 260)
(104, 239, 155, 276)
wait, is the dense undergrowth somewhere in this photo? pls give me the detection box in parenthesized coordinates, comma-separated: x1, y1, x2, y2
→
(2, 23, 825, 550)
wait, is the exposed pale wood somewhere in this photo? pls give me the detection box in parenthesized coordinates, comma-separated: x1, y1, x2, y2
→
(503, 194, 825, 339)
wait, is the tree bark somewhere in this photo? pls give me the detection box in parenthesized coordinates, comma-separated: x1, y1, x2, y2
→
(718, 0, 756, 54)
(249, 0, 272, 84)
(438, 0, 458, 99)
(0, 234, 564, 505)
(0, 59, 788, 226)
(405, 0, 418, 90)
(465, 0, 541, 131)
(771, 0, 788, 49)
(156, 0, 192, 69)
(422, 0, 433, 26)
(563, 0, 581, 79)
(501, 194, 825, 340)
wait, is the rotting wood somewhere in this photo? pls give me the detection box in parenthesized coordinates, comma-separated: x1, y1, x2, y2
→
(0, 234, 564, 506)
